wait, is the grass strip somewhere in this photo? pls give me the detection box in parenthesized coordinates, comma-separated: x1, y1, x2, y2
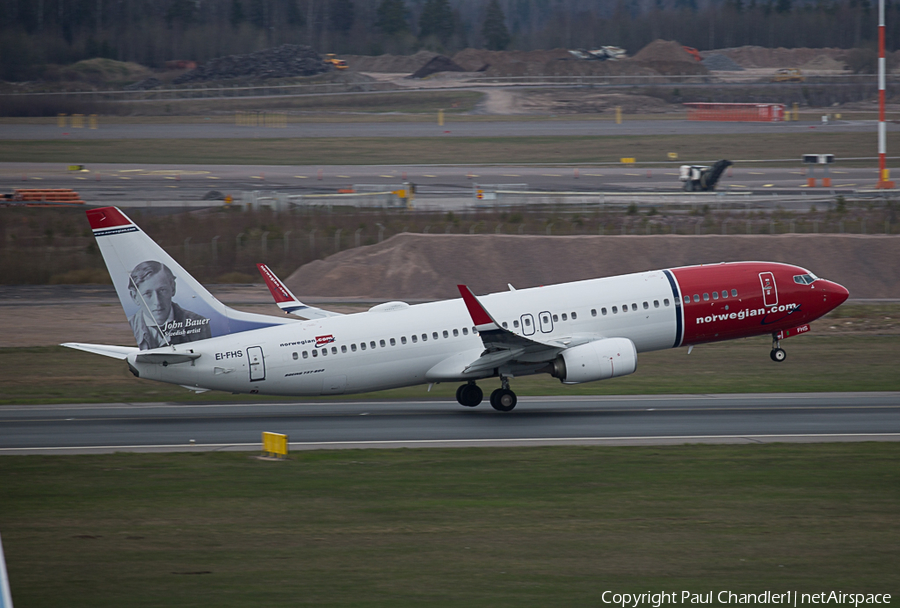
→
(2, 335, 898, 405)
(1, 444, 898, 607)
(0, 132, 892, 165)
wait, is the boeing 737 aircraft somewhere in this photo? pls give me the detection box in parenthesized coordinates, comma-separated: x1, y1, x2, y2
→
(64, 207, 849, 412)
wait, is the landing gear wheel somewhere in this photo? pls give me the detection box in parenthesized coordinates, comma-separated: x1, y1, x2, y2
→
(490, 388, 517, 412)
(457, 383, 483, 407)
(770, 348, 786, 362)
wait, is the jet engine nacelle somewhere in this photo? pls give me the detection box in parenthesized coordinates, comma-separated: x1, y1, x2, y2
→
(550, 338, 637, 384)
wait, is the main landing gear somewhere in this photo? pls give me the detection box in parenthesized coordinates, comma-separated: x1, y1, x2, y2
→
(770, 336, 787, 362)
(456, 377, 518, 412)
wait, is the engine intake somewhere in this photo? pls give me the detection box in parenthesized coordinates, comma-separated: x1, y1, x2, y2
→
(549, 338, 637, 384)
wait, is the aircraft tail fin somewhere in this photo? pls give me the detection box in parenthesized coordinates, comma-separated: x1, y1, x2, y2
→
(86, 207, 292, 350)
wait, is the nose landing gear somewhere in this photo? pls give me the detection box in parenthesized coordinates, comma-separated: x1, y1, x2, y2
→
(770, 336, 786, 362)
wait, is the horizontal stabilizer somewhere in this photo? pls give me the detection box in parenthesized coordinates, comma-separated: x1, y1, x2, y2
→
(61, 343, 139, 360)
(135, 352, 201, 365)
(257, 264, 343, 320)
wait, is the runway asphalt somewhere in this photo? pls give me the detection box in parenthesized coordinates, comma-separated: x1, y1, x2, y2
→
(1, 392, 898, 455)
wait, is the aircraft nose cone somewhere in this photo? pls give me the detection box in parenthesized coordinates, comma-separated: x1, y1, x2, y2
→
(824, 280, 850, 306)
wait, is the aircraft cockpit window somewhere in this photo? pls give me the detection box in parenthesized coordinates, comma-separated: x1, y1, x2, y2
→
(794, 274, 816, 285)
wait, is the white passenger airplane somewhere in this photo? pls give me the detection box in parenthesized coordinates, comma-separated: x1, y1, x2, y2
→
(64, 207, 850, 411)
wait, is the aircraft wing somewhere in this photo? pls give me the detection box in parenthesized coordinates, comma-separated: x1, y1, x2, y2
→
(456, 285, 566, 373)
(257, 264, 343, 320)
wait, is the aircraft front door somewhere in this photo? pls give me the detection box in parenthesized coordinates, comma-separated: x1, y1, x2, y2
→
(759, 272, 778, 307)
(520, 313, 535, 336)
(247, 346, 266, 382)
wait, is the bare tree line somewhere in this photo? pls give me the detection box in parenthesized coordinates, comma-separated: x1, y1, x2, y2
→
(1, 0, 896, 80)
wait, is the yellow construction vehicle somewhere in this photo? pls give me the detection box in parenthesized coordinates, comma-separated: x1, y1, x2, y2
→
(324, 54, 348, 70)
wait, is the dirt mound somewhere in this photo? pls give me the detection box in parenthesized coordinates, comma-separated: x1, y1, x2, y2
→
(173, 45, 327, 83)
(711, 46, 847, 68)
(285, 234, 899, 300)
(408, 55, 467, 79)
(344, 51, 438, 73)
(702, 54, 744, 71)
(632, 40, 697, 63)
(800, 55, 846, 71)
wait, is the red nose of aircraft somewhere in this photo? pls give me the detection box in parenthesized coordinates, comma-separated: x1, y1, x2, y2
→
(821, 280, 850, 309)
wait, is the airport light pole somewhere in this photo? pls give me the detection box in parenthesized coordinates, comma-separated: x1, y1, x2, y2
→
(877, 0, 895, 188)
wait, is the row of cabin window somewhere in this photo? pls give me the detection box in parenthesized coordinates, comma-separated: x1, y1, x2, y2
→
(685, 289, 739, 304)
(292, 326, 477, 360)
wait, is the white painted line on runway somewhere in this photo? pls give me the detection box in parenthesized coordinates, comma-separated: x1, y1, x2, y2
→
(4, 433, 899, 454)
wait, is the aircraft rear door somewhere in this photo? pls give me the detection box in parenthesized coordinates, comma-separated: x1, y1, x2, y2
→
(247, 346, 266, 382)
(759, 272, 778, 307)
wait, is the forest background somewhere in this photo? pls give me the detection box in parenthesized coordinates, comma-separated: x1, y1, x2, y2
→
(1, 0, 897, 82)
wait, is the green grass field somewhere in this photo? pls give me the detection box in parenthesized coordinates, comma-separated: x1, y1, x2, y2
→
(2, 334, 897, 405)
(1, 444, 898, 607)
(1, 131, 894, 165)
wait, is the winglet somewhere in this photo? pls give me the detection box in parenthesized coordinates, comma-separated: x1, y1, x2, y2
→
(257, 264, 303, 313)
(457, 285, 499, 332)
(256, 264, 343, 320)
